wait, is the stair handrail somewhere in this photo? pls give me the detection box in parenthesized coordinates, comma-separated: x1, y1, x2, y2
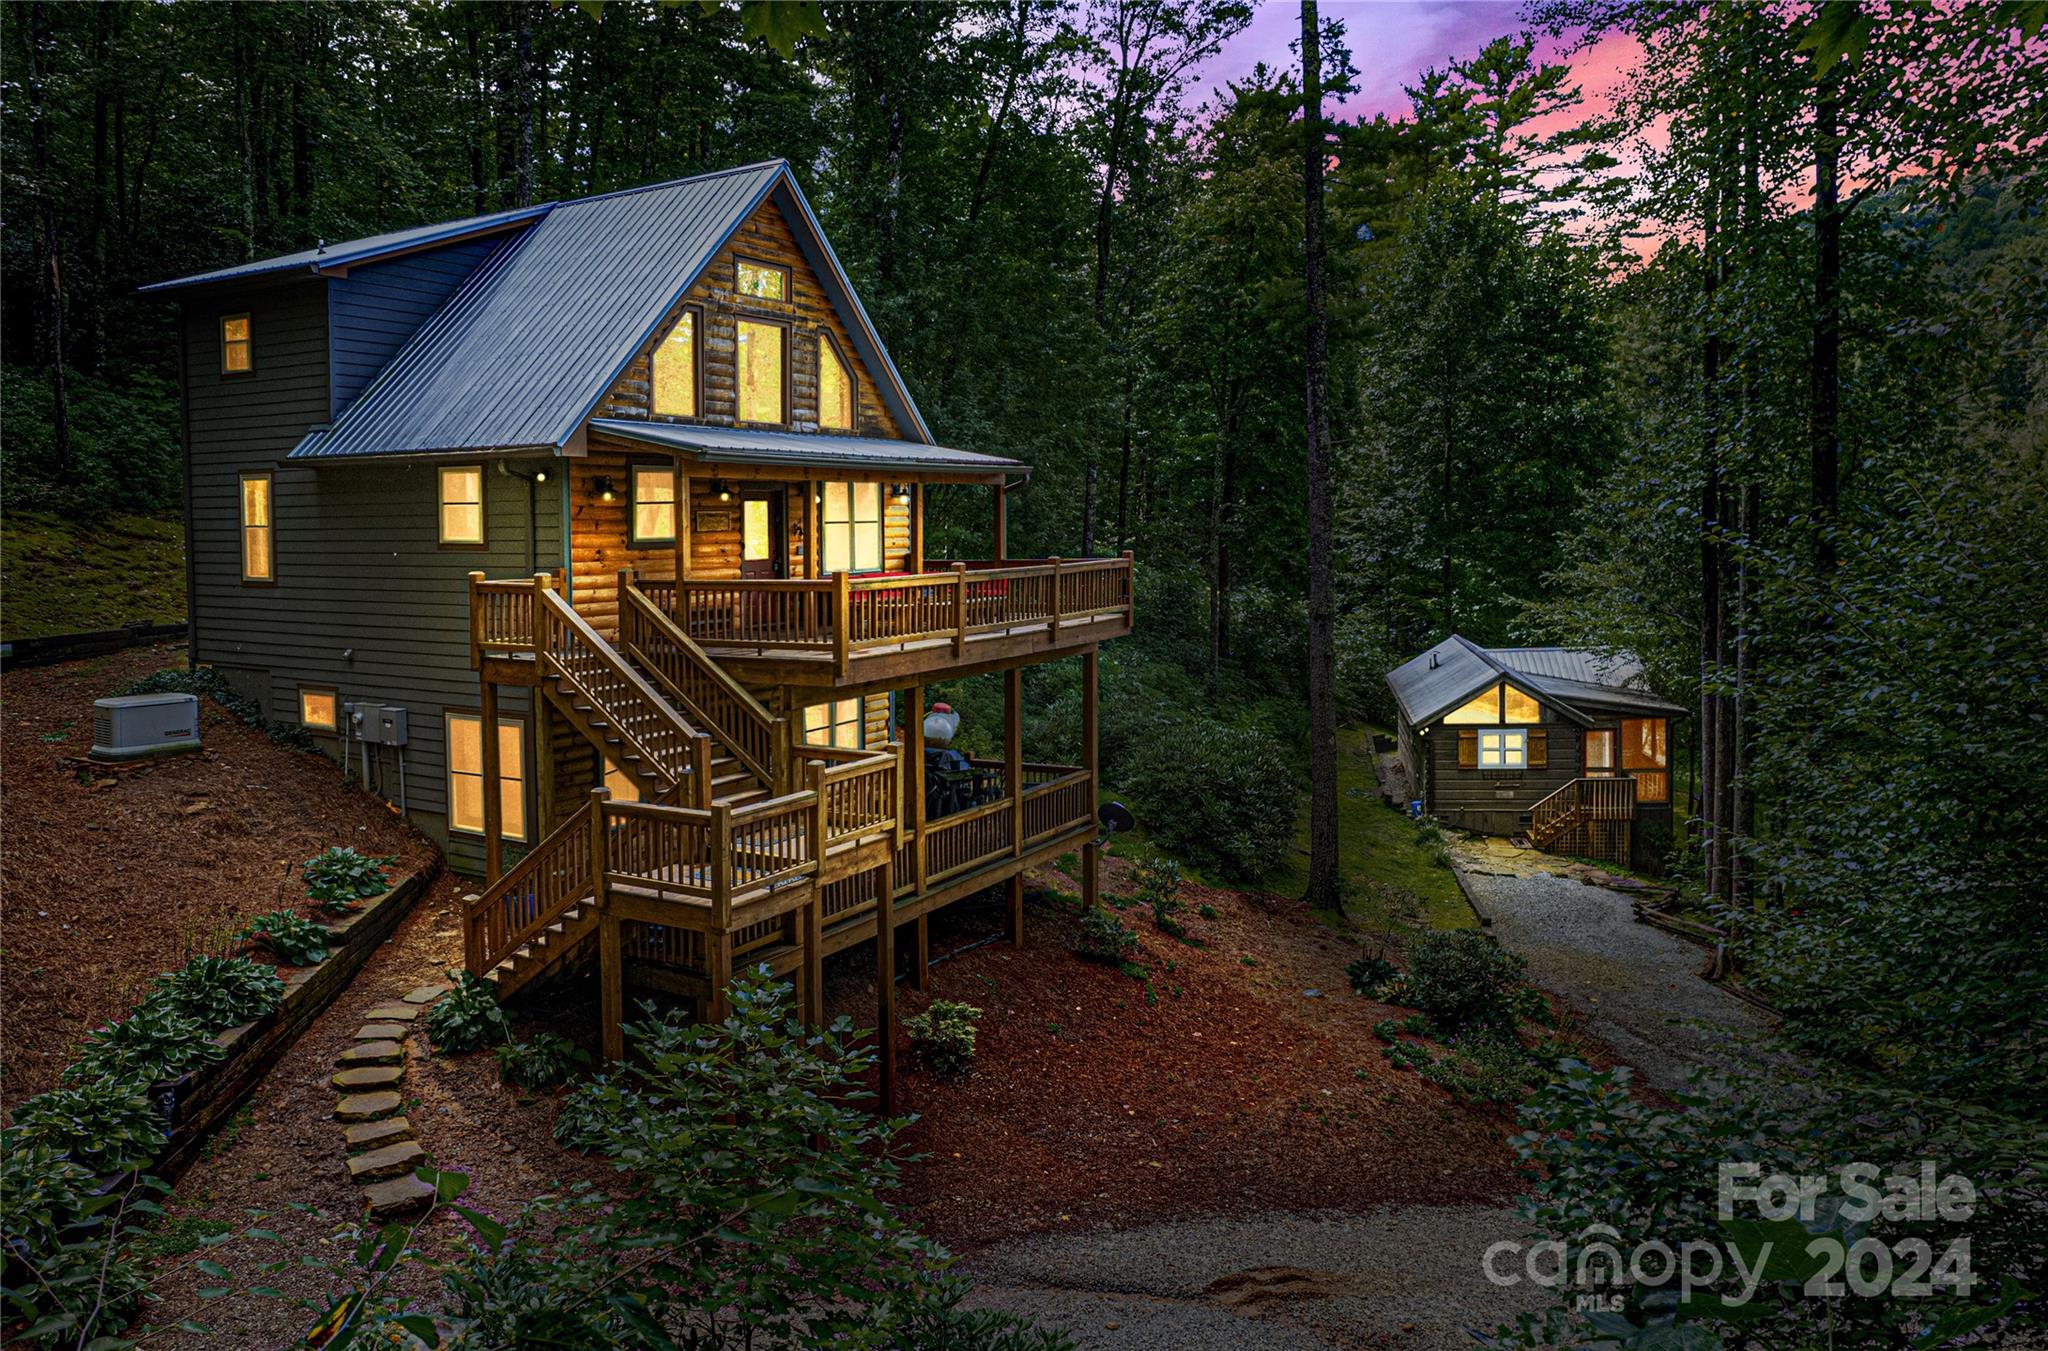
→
(464, 799, 596, 977)
(1527, 777, 1584, 843)
(536, 584, 702, 794)
(619, 577, 785, 788)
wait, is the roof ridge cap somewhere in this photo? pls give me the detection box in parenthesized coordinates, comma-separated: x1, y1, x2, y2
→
(554, 159, 788, 210)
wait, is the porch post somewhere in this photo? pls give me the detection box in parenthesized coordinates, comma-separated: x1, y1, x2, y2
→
(908, 684, 929, 897)
(994, 480, 1008, 561)
(480, 678, 503, 884)
(674, 454, 691, 583)
(909, 483, 924, 573)
(1005, 668, 1023, 860)
(1082, 646, 1101, 912)
(591, 788, 623, 1061)
(876, 852, 898, 1113)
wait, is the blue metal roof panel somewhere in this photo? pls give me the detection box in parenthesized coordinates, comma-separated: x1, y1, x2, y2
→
(289, 162, 785, 460)
(589, 420, 1023, 474)
(139, 204, 551, 293)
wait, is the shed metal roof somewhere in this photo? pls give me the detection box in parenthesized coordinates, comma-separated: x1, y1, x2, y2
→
(589, 421, 1023, 477)
(138, 204, 549, 293)
(1385, 635, 1681, 728)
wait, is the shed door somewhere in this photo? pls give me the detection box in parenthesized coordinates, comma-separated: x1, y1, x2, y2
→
(740, 488, 786, 580)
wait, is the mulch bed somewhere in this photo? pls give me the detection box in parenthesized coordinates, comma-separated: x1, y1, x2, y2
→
(0, 642, 438, 1109)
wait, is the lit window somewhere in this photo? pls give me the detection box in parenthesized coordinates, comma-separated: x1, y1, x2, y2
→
(736, 258, 787, 301)
(803, 697, 864, 750)
(652, 310, 697, 417)
(439, 465, 484, 544)
(1476, 728, 1527, 769)
(631, 465, 676, 544)
(820, 480, 882, 574)
(737, 320, 785, 423)
(1584, 729, 1615, 772)
(1442, 686, 1500, 725)
(603, 757, 643, 804)
(818, 335, 853, 430)
(742, 497, 772, 568)
(300, 688, 338, 731)
(1502, 685, 1542, 723)
(1621, 717, 1669, 803)
(221, 314, 252, 373)
(447, 712, 527, 841)
(239, 473, 273, 581)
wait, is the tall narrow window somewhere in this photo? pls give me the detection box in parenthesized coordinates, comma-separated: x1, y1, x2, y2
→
(736, 320, 785, 424)
(819, 480, 883, 574)
(299, 688, 338, 732)
(631, 464, 676, 544)
(736, 258, 788, 301)
(221, 314, 252, 373)
(817, 334, 853, 430)
(803, 697, 864, 750)
(447, 712, 527, 841)
(438, 465, 485, 545)
(239, 472, 273, 582)
(651, 310, 697, 417)
(1621, 718, 1670, 803)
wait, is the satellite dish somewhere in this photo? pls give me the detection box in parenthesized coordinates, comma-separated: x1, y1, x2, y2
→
(1097, 801, 1135, 836)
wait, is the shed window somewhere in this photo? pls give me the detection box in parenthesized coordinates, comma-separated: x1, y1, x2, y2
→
(299, 688, 338, 732)
(1477, 728, 1527, 769)
(820, 480, 882, 574)
(447, 712, 527, 841)
(818, 335, 854, 431)
(631, 465, 677, 544)
(239, 473, 273, 582)
(737, 320, 785, 424)
(651, 310, 697, 417)
(1621, 718, 1669, 803)
(803, 697, 864, 750)
(736, 258, 788, 301)
(439, 465, 485, 545)
(221, 314, 252, 373)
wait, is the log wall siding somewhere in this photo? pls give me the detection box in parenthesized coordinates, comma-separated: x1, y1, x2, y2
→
(182, 277, 559, 873)
(592, 198, 904, 440)
(1423, 713, 1584, 838)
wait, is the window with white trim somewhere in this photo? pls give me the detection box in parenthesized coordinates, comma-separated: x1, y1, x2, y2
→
(446, 712, 527, 841)
(1476, 728, 1527, 769)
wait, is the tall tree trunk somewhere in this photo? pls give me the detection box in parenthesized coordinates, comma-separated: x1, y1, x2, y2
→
(1810, 76, 1841, 586)
(1302, 0, 1341, 911)
(22, 2, 72, 480)
(515, 2, 536, 206)
(1699, 119, 1725, 903)
(88, 2, 111, 371)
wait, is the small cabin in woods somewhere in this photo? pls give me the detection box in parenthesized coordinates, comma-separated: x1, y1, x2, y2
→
(145, 160, 1132, 1093)
(1385, 636, 1682, 870)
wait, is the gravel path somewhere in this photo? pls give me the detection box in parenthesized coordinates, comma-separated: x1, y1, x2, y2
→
(1451, 842, 1777, 1094)
(963, 1206, 1545, 1350)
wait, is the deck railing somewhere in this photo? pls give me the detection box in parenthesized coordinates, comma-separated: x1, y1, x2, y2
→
(620, 576, 789, 788)
(538, 584, 710, 797)
(464, 799, 595, 977)
(1529, 775, 1638, 849)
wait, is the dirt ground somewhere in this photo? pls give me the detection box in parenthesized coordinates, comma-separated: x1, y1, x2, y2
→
(0, 643, 438, 1107)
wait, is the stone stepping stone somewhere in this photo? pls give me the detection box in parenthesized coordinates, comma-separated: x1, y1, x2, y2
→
(339, 1040, 404, 1067)
(362, 1173, 436, 1218)
(346, 1140, 427, 1182)
(402, 983, 452, 1005)
(333, 1065, 403, 1090)
(354, 1022, 409, 1041)
(343, 1118, 415, 1153)
(362, 1004, 419, 1022)
(336, 1090, 403, 1122)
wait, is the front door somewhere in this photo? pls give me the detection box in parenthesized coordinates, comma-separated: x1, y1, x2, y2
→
(739, 488, 786, 579)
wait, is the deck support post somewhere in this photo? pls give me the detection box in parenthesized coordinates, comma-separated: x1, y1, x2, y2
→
(908, 684, 929, 895)
(1005, 668, 1023, 858)
(481, 677, 503, 884)
(1007, 872, 1025, 947)
(1082, 646, 1101, 911)
(803, 892, 824, 1026)
(912, 914, 930, 992)
(590, 787, 622, 1061)
(708, 802, 733, 1023)
(876, 854, 898, 1113)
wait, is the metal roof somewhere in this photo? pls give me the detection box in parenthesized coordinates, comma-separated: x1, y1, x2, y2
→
(589, 420, 1023, 476)
(1385, 635, 1681, 728)
(280, 163, 937, 464)
(139, 204, 550, 293)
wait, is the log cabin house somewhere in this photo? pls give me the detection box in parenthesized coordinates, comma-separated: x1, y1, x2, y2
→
(146, 160, 1131, 1083)
(1385, 637, 1682, 870)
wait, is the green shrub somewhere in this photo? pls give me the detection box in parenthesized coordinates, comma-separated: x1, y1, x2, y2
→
(1404, 930, 1528, 1034)
(0, 1140, 99, 1253)
(1075, 907, 1138, 962)
(301, 845, 396, 912)
(10, 1079, 167, 1175)
(236, 909, 331, 965)
(150, 955, 282, 1031)
(64, 999, 225, 1086)
(904, 1000, 982, 1077)
(1346, 954, 1398, 993)
(496, 1032, 589, 1090)
(1416, 1032, 1550, 1106)
(1130, 857, 1185, 937)
(427, 970, 510, 1053)
(1122, 716, 1299, 880)
(552, 1074, 635, 1152)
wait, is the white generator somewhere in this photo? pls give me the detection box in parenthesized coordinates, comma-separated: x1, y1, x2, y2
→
(91, 693, 201, 760)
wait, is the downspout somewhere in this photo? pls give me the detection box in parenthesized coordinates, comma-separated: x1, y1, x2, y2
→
(178, 303, 198, 670)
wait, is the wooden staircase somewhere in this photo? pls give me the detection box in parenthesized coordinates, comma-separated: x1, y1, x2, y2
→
(1527, 776, 1637, 863)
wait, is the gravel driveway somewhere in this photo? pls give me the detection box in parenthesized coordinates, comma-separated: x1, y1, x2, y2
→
(1450, 839, 1778, 1095)
(963, 1205, 1545, 1350)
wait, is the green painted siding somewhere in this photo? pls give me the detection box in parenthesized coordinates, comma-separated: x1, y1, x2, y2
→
(1423, 713, 1584, 836)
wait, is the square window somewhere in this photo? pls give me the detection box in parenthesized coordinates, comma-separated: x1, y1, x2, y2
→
(221, 314, 252, 373)
(439, 465, 485, 545)
(631, 465, 676, 544)
(299, 688, 338, 732)
(446, 712, 527, 841)
(737, 320, 785, 424)
(736, 258, 788, 301)
(803, 697, 863, 750)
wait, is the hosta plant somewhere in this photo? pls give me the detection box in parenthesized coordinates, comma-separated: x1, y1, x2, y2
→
(426, 970, 510, 1053)
(150, 955, 283, 1031)
(496, 1032, 589, 1090)
(236, 910, 331, 966)
(10, 1078, 167, 1175)
(301, 845, 396, 912)
(64, 999, 225, 1087)
(0, 1139, 99, 1253)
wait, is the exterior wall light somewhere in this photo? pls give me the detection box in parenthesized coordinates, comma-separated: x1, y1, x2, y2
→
(593, 474, 617, 502)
